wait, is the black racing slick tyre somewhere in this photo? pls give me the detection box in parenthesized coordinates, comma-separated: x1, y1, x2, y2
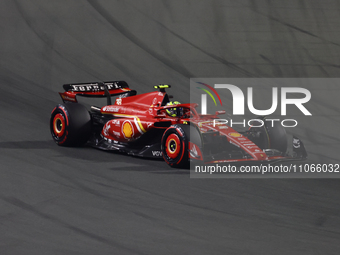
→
(161, 124, 190, 168)
(50, 103, 91, 146)
(249, 117, 287, 154)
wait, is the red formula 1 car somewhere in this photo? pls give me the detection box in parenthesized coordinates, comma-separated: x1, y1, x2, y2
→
(50, 81, 307, 168)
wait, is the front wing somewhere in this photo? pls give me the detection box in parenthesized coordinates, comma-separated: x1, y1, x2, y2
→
(190, 136, 307, 164)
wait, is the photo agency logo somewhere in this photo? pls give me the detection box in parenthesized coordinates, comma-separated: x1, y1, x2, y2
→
(196, 81, 312, 128)
(196, 82, 223, 114)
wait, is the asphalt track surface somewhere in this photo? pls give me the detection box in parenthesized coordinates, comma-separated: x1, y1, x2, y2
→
(1, 1, 340, 254)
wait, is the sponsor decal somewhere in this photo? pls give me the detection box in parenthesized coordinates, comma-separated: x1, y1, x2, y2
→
(293, 138, 300, 148)
(122, 121, 134, 139)
(229, 132, 242, 137)
(229, 140, 240, 147)
(103, 106, 120, 112)
(112, 114, 146, 134)
(176, 127, 184, 137)
(189, 144, 200, 159)
(103, 124, 111, 136)
(111, 119, 120, 126)
(239, 141, 250, 143)
(71, 84, 100, 91)
(116, 98, 122, 105)
(152, 151, 163, 157)
(61, 95, 76, 102)
(70, 83, 119, 92)
(112, 131, 121, 138)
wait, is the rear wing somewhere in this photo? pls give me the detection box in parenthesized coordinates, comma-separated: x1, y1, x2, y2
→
(59, 81, 135, 104)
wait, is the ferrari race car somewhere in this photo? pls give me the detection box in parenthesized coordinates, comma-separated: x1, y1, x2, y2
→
(50, 81, 307, 168)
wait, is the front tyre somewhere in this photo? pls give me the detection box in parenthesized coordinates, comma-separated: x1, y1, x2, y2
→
(161, 124, 189, 168)
(50, 103, 91, 146)
(249, 117, 287, 154)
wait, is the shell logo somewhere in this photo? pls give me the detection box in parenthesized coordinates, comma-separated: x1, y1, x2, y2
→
(229, 132, 242, 137)
(122, 121, 133, 138)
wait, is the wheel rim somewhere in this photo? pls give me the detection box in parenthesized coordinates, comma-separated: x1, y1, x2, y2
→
(166, 133, 181, 159)
(53, 113, 65, 137)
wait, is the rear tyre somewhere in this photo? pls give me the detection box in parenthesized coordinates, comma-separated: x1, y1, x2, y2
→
(161, 124, 190, 168)
(249, 117, 287, 154)
(50, 103, 91, 146)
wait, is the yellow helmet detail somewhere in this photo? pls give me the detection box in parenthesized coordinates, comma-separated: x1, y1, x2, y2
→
(166, 101, 181, 117)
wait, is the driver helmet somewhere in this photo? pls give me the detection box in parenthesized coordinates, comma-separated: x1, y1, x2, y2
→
(166, 101, 182, 117)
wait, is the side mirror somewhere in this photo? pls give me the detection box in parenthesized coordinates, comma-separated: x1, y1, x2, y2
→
(215, 110, 226, 115)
